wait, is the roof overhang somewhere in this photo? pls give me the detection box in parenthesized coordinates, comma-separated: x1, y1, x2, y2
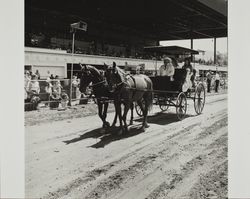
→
(144, 46, 199, 55)
(26, 0, 227, 41)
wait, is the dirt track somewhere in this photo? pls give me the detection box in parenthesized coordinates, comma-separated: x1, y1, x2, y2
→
(25, 93, 228, 199)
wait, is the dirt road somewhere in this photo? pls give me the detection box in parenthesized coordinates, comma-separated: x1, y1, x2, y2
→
(25, 93, 228, 199)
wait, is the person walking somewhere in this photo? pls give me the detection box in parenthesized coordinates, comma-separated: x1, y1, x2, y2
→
(215, 71, 220, 93)
(206, 70, 212, 93)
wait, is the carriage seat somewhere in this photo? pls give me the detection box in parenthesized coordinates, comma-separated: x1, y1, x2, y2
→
(150, 69, 187, 92)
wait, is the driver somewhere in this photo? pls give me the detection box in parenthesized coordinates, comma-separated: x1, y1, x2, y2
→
(159, 56, 175, 81)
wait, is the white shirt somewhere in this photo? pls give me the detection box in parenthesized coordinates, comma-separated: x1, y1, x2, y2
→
(215, 73, 220, 80)
(29, 81, 40, 93)
(45, 83, 53, 94)
(159, 64, 175, 77)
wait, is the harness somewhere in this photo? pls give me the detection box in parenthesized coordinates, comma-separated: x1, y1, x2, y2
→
(89, 80, 106, 88)
(113, 74, 137, 99)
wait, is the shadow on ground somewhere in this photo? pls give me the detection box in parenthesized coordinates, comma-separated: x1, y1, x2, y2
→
(63, 124, 146, 148)
(63, 111, 193, 148)
(134, 111, 193, 125)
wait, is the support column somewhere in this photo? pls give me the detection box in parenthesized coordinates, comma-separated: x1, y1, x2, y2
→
(191, 38, 194, 61)
(214, 37, 217, 65)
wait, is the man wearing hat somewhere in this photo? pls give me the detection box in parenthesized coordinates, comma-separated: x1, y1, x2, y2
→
(159, 56, 175, 80)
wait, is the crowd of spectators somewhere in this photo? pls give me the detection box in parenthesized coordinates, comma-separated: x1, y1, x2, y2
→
(24, 70, 71, 110)
(26, 30, 158, 60)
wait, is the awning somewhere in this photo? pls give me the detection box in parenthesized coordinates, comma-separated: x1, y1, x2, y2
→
(144, 46, 199, 55)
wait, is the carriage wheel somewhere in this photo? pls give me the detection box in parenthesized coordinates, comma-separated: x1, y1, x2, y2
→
(194, 83, 206, 115)
(135, 100, 144, 117)
(176, 92, 187, 120)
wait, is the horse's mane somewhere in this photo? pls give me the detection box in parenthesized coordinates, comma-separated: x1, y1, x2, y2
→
(115, 66, 126, 82)
(87, 65, 101, 76)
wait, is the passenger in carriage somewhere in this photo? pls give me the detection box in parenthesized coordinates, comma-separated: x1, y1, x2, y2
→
(182, 57, 196, 87)
(159, 56, 175, 81)
(182, 57, 193, 72)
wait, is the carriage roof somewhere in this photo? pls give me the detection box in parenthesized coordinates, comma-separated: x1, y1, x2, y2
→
(144, 45, 199, 55)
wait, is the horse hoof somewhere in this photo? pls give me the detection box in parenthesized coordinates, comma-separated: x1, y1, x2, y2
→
(118, 129, 123, 135)
(105, 122, 110, 127)
(140, 127, 145, 132)
(145, 124, 150, 128)
(124, 127, 129, 133)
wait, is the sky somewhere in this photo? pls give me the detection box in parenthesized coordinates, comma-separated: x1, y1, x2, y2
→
(160, 37, 228, 54)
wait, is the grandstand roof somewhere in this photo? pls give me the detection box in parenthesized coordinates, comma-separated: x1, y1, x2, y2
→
(26, 0, 227, 41)
(144, 46, 199, 55)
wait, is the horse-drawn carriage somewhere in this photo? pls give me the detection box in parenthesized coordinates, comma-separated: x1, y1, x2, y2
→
(135, 45, 206, 120)
(135, 68, 205, 120)
(79, 46, 206, 133)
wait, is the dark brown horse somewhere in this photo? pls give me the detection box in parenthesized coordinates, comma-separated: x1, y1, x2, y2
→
(105, 62, 153, 133)
(79, 64, 111, 129)
(79, 64, 134, 129)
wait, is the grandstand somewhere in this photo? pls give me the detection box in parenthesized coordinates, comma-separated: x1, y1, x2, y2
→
(25, 0, 227, 78)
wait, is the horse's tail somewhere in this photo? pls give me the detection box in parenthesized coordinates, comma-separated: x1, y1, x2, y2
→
(145, 76, 154, 112)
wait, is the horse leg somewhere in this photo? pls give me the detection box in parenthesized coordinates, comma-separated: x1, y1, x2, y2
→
(129, 102, 134, 125)
(137, 100, 145, 131)
(138, 99, 149, 131)
(122, 102, 130, 133)
(112, 107, 118, 127)
(97, 101, 105, 128)
(143, 97, 150, 129)
(103, 102, 110, 127)
(114, 99, 123, 134)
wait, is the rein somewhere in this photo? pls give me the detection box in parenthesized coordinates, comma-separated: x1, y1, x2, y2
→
(89, 80, 106, 88)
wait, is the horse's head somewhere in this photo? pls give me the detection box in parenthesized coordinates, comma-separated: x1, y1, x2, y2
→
(79, 64, 93, 93)
(104, 62, 123, 92)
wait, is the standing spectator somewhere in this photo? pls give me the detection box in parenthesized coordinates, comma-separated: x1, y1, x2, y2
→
(24, 70, 31, 100)
(27, 74, 40, 110)
(45, 77, 53, 106)
(60, 90, 69, 110)
(72, 75, 80, 99)
(206, 70, 212, 93)
(215, 71, 220, 93)
(35, 69, 41, 79)
(53, 80, 62, 96)
(28, 74, 40, 96)
(50, 74, 55, 80)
